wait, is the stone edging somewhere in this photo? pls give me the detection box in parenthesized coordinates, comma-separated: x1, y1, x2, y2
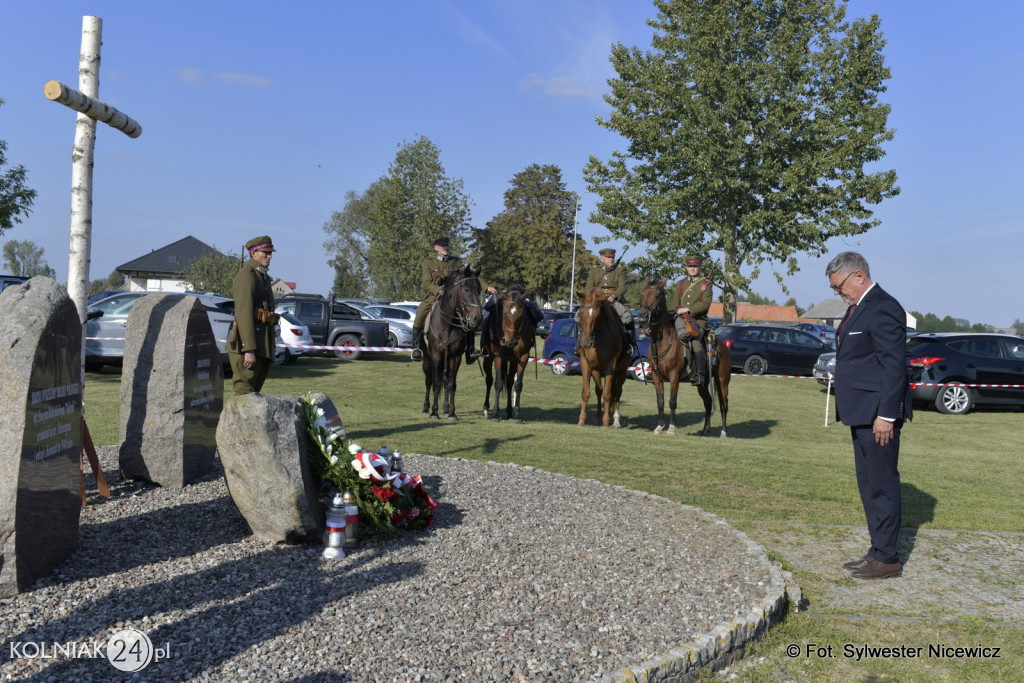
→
(484, 460, 802, 683)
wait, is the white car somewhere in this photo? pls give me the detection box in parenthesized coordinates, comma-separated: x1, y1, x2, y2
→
(85, 291, 235, 371)
(274, 311, 314, 365)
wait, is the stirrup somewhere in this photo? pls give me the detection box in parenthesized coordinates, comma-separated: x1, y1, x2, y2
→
(410, 348, 423, 361)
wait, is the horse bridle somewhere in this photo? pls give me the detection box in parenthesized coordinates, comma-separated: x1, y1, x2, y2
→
(499, 294, 527, 348)
(638, 286, 674, 366)
(443, 275, 482, 332)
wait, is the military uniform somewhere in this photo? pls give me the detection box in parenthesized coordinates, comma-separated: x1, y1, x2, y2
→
(578, 248, 635, 355)
(667, 257, 712, 384)
(411, 236, 481, 361)
(229, 236, 277, 394)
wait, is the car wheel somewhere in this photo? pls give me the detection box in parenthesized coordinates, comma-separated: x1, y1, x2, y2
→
(550, 352, 570, 376)
(935, 384, 973, 415)
(273, 348, 289, 367)
(387, 332, 399, 348)
(743, 354, 767, 376)
(633, 359, 651, 381)
(333, 334, 362, 360)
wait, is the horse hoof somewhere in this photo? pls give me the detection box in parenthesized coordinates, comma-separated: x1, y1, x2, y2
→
(513, 418, 524, 424)
(489, 415, 500, 422)
(429, 414, 440, 421)
(667, 426, 675, 435)
(447, 416, 459, 422)
(653, 426, 663, 434)
(719, 430, 728, 438)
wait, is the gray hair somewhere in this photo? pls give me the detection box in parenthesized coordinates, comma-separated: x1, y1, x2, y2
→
(825, 251, 871, 279)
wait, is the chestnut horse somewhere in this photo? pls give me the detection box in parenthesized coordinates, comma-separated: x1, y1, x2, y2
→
(636, 279, 731, 437)
(576, 287, 630, 427)
(421, 265, 483, 421)
(481, 287, 537, 423)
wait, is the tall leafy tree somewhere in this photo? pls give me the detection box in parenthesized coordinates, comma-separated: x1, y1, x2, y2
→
(182, 249, 239, 297)
(322, 187, 374, 298)
(89, 269, 125, 295)
(323, 136, 472, 301)
(1, 98, 37, 235)
(583, 0, 899, 322)
(2, 239, 55, 277)
(472, 164, 590, 303)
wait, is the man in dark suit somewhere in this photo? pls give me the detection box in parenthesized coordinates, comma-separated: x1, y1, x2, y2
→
(826, 252, 912, 580)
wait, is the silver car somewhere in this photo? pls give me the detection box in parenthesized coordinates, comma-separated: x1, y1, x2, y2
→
(346, 302, 413, 347)
(813, 352, 836, 386)
(85, 291, 235, 371)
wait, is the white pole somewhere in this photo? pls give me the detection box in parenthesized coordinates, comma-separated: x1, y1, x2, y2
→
(824, 373, 833, 427)
(67, 15, 102, 326)
(569, 194, 581, 311)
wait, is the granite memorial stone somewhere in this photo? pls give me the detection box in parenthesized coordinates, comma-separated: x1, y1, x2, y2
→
(0, 277, 82, 597)
(118, 294, 223, 487)
(216, 393, 342, 543)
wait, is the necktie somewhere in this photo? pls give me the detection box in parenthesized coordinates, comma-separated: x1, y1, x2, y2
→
(838, 303, 857, 340)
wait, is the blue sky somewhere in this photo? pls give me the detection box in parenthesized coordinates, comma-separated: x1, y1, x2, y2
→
(2, 1, 1022, 326)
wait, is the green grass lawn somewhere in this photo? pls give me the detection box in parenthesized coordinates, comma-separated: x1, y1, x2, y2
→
(83, 353, 1024, 681)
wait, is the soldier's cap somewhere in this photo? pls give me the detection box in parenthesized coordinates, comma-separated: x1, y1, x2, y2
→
(245, 235, 275, 253)
(433, 236, 450, 247)
(685, 256, 703, 266)
(599, 247, 616, 257)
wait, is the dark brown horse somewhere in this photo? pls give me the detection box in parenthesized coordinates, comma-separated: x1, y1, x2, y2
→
(636, 279, 731, 437)
(576, 287, 630, 427)
(481, 287, 537, 423)
(421, 265, 483, 421)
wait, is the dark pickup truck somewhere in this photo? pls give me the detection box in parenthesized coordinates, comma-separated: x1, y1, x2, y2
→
(275, 294, 390, 360)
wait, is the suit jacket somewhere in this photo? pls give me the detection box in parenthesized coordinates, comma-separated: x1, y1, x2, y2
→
(834, 284, 913, 426)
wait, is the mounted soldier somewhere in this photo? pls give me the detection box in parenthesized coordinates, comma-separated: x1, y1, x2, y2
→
(666, 256, 712, 385)
(578, 247, 636, 358)
(411, 236, 481, 363)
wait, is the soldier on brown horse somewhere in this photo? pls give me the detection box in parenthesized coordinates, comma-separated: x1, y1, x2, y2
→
(420, 264, 483, 421)
(636, 278, 731, 437)
(481, 287, 538, 423)
(576, 287, 630, 428)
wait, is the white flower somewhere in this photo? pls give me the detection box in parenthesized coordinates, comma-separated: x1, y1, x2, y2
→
(348, 443, 361, 455)
(352, 459, 372, 479)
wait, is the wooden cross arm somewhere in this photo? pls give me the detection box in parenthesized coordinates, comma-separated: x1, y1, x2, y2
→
(43, 80, 142, 138)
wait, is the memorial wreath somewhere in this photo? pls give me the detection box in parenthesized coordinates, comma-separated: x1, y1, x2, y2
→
(303, 395, 436, 540)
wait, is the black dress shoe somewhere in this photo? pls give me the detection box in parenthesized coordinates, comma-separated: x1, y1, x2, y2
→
(851, 557, 902, 580)
(843, 554, 871, 571)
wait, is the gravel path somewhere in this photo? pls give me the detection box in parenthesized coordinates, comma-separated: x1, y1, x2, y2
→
(1, 448, 792, 682)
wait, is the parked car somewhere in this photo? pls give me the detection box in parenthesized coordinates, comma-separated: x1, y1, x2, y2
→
(906, 332, 1024, 415)
(85, 291, 235, 371)
(0, 275, 29, 293)
(87, 288, 125, 302)
(275, 294, 390, 360)
(541, 318, 652, 380)
(716, 323, 834, 376)
(813, 352, 836, 386)
(536, 309, 573, 338)
(344, 302, 413, 347)
(794, 322, 838, 346)
(362, 303, 418, 344)
(273, 311, 313, 366)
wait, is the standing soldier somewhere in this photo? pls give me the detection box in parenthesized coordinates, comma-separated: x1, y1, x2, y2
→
(579, 247, 636, 357)
(410, 236, 481, 362)
(229, 235, 279, 394)
(667, 256, 712, 385)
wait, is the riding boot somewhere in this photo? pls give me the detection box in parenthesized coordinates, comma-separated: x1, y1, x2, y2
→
(410, 327, 423, 361)
(466, 331, 480, 363)
(624, 319, 638, 358)
(479, 311, 491, 358)
(690, 338, 708, 385)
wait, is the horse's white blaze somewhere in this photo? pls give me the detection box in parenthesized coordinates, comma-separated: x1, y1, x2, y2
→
(510, 305, 518, 316)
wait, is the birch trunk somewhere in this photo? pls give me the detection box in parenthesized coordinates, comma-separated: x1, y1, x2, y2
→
(67, 15, 101, 326)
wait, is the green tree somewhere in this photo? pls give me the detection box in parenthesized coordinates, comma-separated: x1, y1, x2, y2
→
(182, 250, 239, 297)
(471, 164, 583, 302)
(329, 136, 472, 302)
(88, 270, 125, 295)
(2, 239, 55, 277)
(583, 0, 899, 323)
(0, 98, 37, 235)
(1013, 318, 1024, 336)
(322, 188, 374, 298)
(742, 290, 779, 306)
